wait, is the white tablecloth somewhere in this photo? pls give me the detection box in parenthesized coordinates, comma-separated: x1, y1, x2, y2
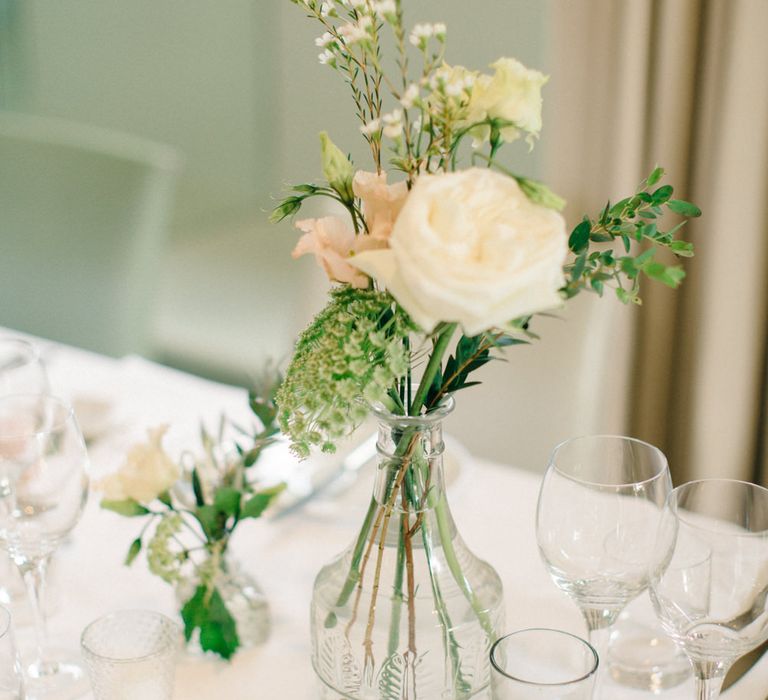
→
(4, 335, 767, 699)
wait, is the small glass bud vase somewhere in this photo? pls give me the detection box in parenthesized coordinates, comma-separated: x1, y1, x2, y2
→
(176, 555, 271, 654)
(310, 397, 504, 699)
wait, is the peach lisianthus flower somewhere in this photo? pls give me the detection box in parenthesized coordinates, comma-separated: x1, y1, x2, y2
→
(353, 171, 408, 242)
(292, 216, 377, 289)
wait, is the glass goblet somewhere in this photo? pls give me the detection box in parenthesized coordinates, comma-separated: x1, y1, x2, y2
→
(536, 435, 672, 665)
(0, 339, 50, 607)
(0, 606, 24, 699)
(0, 339, 49, 397)
(649, 479, 768, 700)
(0, 394, 89, 697)
(490, 628, 599, 699)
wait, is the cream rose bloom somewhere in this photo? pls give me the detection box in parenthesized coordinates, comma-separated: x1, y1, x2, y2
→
(98, 425, 180, 503)
(350, 168, 567, 335)
(467, 58, 548, 143)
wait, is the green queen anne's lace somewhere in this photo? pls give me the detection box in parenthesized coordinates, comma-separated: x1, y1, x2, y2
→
(276, 286, 415, 457)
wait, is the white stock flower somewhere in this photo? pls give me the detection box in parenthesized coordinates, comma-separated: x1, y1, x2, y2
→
(382, 109, 403, 138)
(97, 426, 180, 504)
(467, 57, 548, 143)
(351, 168, 567, 335)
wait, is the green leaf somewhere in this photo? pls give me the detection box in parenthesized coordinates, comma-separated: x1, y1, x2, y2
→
(196, 505, 226, 540)
(241, 483, 286, 520)
(568, 219, 591, 253)
(214, 487, 241, 519)
(669, 240, 695, 257)
(570, 251, 588, 281)
(589, 232, 613, 243)
(643, 261, 686, 287)
(646, 166, 664, 187)
(101, 499, 150, 517)
(608, 197, 631, 218)
(124, 537, 142, 566)
(667, 199, 702, 217)
(181, 585, 240, 660)
(192, 468, 205, 507)
(634, 246, 657, 266)
(591, 278, 604, 295)
(651, 185, 674, 204)
(157, 491, 172, 508)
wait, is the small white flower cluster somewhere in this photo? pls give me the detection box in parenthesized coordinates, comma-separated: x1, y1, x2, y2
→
(428, 64, 475, 98)
(400, 83, 419, 109)
(372, 0, 397, 21)
(360, 117, 381, 137)
(338, 15, 372, 44)
(409, 22, 446, 48)
(382, 109, 404, 138)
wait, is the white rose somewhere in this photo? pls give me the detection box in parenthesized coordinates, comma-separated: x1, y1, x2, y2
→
(350, 168, 567, 335)
(467, 58, 548, 143)
(98, 425, 180, 503)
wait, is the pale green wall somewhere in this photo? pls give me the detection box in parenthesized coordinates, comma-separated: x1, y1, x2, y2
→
(5, 0, 277, 236)
(4, 0, 547, 235)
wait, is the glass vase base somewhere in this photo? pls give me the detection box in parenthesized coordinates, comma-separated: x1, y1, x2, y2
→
(608, 626, 692, 693)
(24, 651, 89, 700)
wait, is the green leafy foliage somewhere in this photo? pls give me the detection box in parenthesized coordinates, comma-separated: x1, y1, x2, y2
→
(101, 499, 150, 517)
(124, 537, 142, 566)
(181, 585, 240, 660)
(241, 484, 286, 520)
(100, 367, 286, 660)
(562, 168, 700, 305)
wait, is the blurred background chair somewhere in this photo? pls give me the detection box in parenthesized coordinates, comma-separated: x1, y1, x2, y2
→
(0, 112, 178, 357)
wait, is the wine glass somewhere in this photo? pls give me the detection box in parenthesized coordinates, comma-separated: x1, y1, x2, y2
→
(649, 479, 768, 700)
(0, 339, 49, 397)
(536, 435, 672, 667)
(0, 340, 50, 609)
(0, 605, 24, 699)
(0, 394, 89, 697)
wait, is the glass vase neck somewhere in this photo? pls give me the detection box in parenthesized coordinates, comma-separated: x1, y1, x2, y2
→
(370, 400, 453, 514)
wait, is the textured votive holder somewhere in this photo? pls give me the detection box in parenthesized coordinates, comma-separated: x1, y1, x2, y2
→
(81, 610, 181, 700)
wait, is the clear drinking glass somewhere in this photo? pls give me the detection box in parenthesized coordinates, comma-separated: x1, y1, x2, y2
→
(0, 606, 24, 699)
(81, 610, 181, 700)
(649, 479, 768, 700)
(536, 435, 672, 668)
(0, 394, 89, 697)
(490, 628, 598, 699)
(0, 339, 50, 608)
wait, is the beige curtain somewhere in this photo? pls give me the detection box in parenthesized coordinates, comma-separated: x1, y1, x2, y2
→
(545, 0, 768, 484)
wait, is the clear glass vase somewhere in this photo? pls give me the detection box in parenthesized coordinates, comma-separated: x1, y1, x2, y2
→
(176, 555, 271, 653)
(311, 397, 504, 699)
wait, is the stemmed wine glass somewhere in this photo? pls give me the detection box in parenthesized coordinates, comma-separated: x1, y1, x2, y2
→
(536, 435, 672, 668)
(0, 339, 50, 608)
(0, 340, 49, 397)
(649, 479, 768, 700)
(0, 394, 89, 697)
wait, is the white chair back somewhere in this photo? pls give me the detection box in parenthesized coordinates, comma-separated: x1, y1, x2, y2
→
(0, 112, 179, 356)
